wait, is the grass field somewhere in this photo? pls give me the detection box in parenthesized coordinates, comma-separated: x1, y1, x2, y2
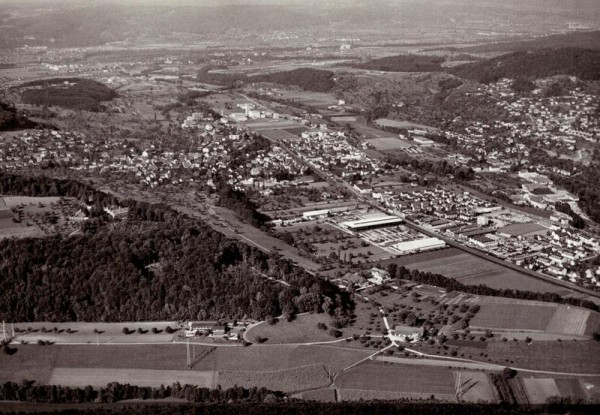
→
(217, 363, 330, 393)
(245, 313, 339, 344)
(50, 368, 214, 388)
(335, 362, 456, 395)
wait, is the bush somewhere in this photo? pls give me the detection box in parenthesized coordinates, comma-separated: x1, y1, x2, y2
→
(165, 326, 174, 334)
(122, 327, 130, 335)
(329, 329, 343, 338)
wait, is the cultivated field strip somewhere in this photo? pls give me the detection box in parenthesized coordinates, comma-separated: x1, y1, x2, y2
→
(545, 306, 591, 336)
(216, 363, 331, 393)
(49, 367, 214, 388)
(522, 377, 560, 404)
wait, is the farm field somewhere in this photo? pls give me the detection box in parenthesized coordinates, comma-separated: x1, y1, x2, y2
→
(377, 248, 565, 294)
(259, 128, 300, 142)
(0, 342, 372, 389)
(469, 303, 557, 332)
(245, 313, 340, 344)
(50, 368, 214, 388)
(335, 362, 456, 396)
(483, 341, 600, 373)
(366, 136, 413, 151)
(522, 377, 560, 404)
(470, 303, 596, 337)
(374, 118, 437, 131)
(12, 321, 178, 344)
(295, 388, 337, 402)
(455, 371, 497, 403)
(337, 389, 456, 402)
(217, 363, 330, 393)
(554, 378, 589, 401)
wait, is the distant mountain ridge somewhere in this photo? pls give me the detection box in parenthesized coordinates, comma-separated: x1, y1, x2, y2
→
(456, 31, 600, 53)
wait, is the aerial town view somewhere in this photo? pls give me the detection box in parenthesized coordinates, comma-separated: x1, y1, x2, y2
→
(0, 0, 599, 414)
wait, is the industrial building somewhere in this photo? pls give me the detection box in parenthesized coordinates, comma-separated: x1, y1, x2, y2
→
(393, 237, 446, 254)
(341, 214, 404, 231)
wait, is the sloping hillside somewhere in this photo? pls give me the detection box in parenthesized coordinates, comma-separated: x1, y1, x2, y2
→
(449, 48, 600, 83)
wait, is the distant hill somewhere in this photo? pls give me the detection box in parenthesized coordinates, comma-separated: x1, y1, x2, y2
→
(20, 78, 117, 111)
(448, 48, 600, 83)
(345, 55, 445, 73)
(249, 68, 335, 92)
(457, 31, 600, 53)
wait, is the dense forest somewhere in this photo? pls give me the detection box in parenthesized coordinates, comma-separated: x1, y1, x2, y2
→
(215, 183, 272, 229)
(0, 382, 282, 404)
(20, 78, 117, 111)
(386, 263, 599, 312)
(249, 68, 335, 93)
(197, 67, 335, 92)
(449, 48, 600, 83)
(347, 54, 445, 72)
(0, 172, 351, 323)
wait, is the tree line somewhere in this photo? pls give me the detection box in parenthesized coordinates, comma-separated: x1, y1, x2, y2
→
(0, 381, 282, 404)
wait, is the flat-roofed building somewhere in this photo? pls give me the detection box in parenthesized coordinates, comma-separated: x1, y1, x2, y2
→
(393, 237, 446, 254)
(342, 214, 404, 231)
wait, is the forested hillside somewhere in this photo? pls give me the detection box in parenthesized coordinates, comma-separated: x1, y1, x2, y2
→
(20, 78, 117, 111)
(196, 67, 335, 92)
(0, 101, 38, 131)
(249, 68, 335, 92)
(347, 54, 445, 72)
(449, 48, 600, 83)
(0, 173, 351, 323)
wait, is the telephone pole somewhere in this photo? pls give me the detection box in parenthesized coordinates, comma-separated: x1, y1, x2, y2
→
(186, 339, 192, 369)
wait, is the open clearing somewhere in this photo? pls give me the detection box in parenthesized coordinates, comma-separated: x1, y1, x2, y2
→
(245, 313, 338, 344)
(50, 367, 214, 388)
(335, 362, 456, 396)
(374, 118, 437, 131)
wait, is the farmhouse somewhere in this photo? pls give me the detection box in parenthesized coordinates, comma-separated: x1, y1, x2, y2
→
(185, 322, 226, 337)
(368, 267, 391, 285)
(392, 325, 424, 342)
(302, 209, 330, 220)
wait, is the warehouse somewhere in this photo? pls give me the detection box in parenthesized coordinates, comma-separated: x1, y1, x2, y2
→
(393, 237, 446, 254)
